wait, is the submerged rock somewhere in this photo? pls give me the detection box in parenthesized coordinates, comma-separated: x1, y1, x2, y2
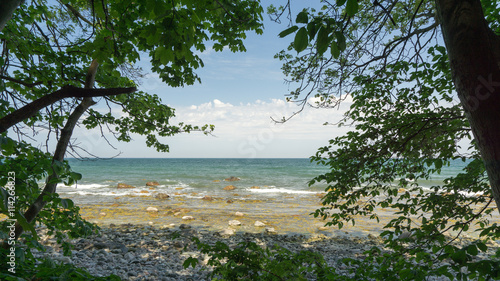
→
(265, 227, 277, 234)
(117, 183, 135, 189)
(235, 212, 244, 217)
(182, 216, 195, 220)
(223, 185, 236, 191)
(228, 220, 241, 226)
(155, 193, 170, 199)
(254, 221, 266, 227)
(146, 181, 160, 186)
(224, 176, 240, 182)
(202, 195, 213, 201)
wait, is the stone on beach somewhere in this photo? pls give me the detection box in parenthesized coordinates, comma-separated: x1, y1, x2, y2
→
(117, 183, 135, 189)
(146, 181, 160, 186)
(224, 176, 240, 182)
(254, 221, 266, 227)
(146, 207, 158, 213)
(228, 220, 241, 226)
(223, 185, 236, 191)
(220, 228, 235, 236)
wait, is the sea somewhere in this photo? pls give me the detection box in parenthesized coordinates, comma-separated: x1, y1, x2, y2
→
(57, 158, 473, 203)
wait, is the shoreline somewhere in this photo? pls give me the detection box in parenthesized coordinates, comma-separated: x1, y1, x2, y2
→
(75, 192, 391, 239)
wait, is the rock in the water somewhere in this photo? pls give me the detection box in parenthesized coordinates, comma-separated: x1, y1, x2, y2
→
(155, 193, 170, 199)
(224, 176, 240, 182)
(265, 227, 276, 234)
(202, 195, 213, 201)
(235, 212, 244, 217)
(228, 220, 241, 226)
(146, 207, 158, 213)
(146, 181, 160, 186)
(212, 180, 221, 182)
(318, 226, 329, 231)
(223, 185, 236, 191)
(117, 183, 135, 189)
(250, 186, 260, 189)
(226, 199, 234, 203)
(182, 216, 195, 220)
(254, 221, 266, 227)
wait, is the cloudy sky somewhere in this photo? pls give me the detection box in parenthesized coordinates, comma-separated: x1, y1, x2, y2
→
(74, 1, 351, 158)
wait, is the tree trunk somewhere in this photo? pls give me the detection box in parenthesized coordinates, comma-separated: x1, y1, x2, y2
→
(0, 0, 22, 32)
(436, 0, 500, 212)
(13, 60, 99, 240)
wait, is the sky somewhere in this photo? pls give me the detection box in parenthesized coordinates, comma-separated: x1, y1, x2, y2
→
(72, 1, 352, 158)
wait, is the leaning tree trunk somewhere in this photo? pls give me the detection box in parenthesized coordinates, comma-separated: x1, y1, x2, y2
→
(436, 0, 500, 212)
(13, 60, 99, 240)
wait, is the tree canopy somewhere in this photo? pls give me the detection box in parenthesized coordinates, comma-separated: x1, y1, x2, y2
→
(0, 0, 263, 278)
(271, 0, 500, 279)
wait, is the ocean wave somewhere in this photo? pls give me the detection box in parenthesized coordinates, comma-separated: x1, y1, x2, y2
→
(57, 183, 110, 189)
(247, 187, 316, 195)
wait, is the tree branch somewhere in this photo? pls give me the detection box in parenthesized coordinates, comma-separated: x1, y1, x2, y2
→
(13, 60, 100, 240)
(0, 85, 136, 133)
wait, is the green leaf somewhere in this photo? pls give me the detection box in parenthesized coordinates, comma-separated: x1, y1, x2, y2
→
(70, 172, 82, 181)
(296, 10, 308, 24)
(346, 0, 359, 16)
(294, 27, 309, 53)
(331, 42, 340, 58)
(466, 245, 478, 256)
(14, 211, 38, 239)
(337, 0, 347, 6)
(278, 26, 298, 38)
(335, 31, 347, 51)
(60, 198, 74, 209)
(316, 26, 330, 55)
(477, 242, 488, 252)
(307, 22, 318, 39)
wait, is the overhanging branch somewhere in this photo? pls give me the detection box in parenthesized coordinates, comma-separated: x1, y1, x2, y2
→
(0, 85, 136, 133)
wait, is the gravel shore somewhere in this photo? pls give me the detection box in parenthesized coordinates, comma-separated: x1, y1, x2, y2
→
(32, 223, 385, 280)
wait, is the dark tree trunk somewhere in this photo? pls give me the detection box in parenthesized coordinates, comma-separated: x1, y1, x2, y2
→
(0, 0, 22, 32)
(436, 0, 500, 211)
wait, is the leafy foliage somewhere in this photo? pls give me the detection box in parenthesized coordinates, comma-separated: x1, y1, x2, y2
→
(271, 0, 500, 279)
(184, 238, 339, 280)
(0, 0, 263, 278)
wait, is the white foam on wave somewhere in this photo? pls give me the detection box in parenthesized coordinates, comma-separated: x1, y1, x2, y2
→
(247, 187, 316, 195)
(57, 183, 109, 189)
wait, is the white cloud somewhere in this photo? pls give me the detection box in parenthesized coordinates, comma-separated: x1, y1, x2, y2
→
(63, 97, 352, 158)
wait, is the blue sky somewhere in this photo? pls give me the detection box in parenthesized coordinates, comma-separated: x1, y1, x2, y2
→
(72, 1, 352, 158)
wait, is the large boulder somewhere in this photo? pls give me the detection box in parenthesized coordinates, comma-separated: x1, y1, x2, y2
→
(117, 183, 135, 189)
(224, 176, 240, 182)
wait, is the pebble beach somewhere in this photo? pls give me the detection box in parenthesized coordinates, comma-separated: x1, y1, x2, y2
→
(28, 192, 499, 280)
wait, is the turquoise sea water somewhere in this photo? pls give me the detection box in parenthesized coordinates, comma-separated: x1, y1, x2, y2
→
(57, 158, 472, 202)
